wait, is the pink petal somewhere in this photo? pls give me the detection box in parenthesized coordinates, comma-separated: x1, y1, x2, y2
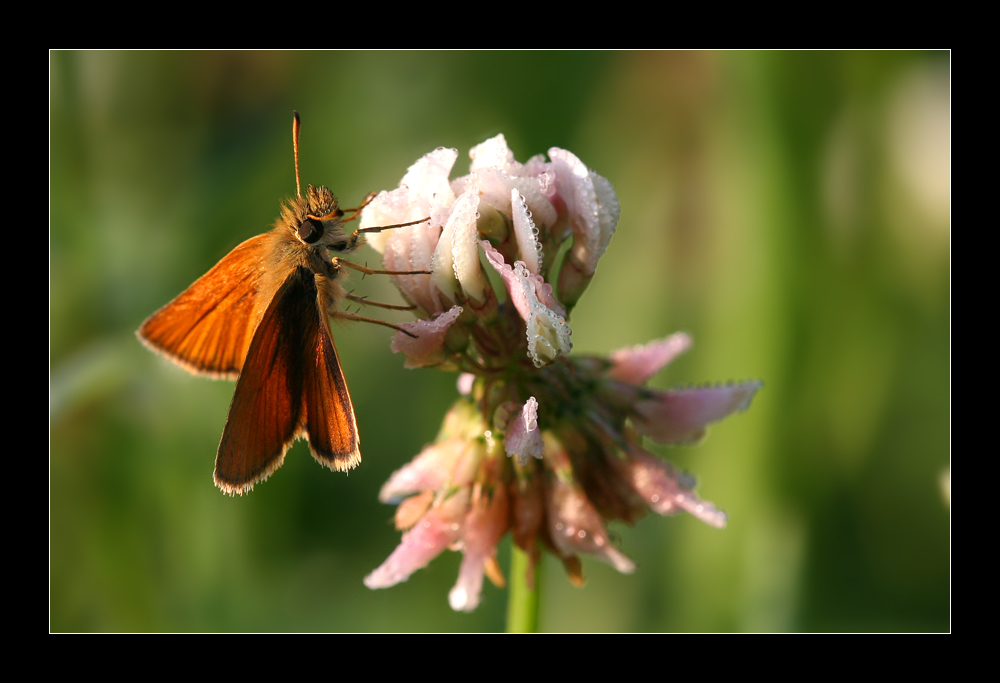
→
(390, 305, 463, 369)
(606, 333, 693, 386)
(449, 485, 510, 612)
(546, 475, 636, 575)
(364, 491, 469, 590)
(378, 438, 466, 504)
(480, 240, 572, 367)
(615, 448, 728, 528)
(633, 380, 763, 444)
(505, 397, 543, 466)
(456, 373, 475, 396)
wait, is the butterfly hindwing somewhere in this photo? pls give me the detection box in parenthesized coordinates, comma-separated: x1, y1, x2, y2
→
(304, 302, 360, 472)
(213, 265, 360, 494)
(214, 266, 312, 494)
(138, 234, 268, 379)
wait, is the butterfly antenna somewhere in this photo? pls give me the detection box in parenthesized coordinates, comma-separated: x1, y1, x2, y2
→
(292, 110, 303, 199)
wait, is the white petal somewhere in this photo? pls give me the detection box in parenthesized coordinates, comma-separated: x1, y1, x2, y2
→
(469, 134, 514, 172)
(359, 188, 414, 254)
(549, 147, 619, 274)
(456, 374, 474, 396)
(505, 397, 543, 466)
(402, 147, 459, 199)
(432, 191, 486, 302)
(379, 217, 444, 314)
(511, 189, 542, 274)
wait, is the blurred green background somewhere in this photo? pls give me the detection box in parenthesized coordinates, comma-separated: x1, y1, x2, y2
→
(50, 51, 950, 632)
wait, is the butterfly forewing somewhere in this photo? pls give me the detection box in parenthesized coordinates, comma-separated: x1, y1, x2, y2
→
(138, 235, 268, 379)
(214, 265, 359, 494)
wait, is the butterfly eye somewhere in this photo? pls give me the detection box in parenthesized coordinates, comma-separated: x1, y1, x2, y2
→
(297, 218, 324, 244)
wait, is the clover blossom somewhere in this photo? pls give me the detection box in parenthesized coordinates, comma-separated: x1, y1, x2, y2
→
(360, 135, 761, 612)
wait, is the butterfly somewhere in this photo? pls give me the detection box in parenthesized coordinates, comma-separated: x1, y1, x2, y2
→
(138, 112, 426, 495)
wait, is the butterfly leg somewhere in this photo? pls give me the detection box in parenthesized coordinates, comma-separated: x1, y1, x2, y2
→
(345, 293, 416, 311)
(330, 310, 418, 338)
(338, 259, 432, 277)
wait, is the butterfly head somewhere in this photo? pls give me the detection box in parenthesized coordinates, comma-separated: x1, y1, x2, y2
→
(281, 185, 361, 254)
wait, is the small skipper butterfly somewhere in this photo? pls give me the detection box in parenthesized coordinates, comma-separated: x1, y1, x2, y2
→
(138, 112, 426, 495)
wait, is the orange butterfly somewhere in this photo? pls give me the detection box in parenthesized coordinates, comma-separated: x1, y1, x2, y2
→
(138, 112, 425, 495)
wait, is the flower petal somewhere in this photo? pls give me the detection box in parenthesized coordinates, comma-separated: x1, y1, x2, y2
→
(378, 438, 467, 504)
(469, 134, 516, 173)
(364, 491, 469, 590)
(510, 472, 545, 580)
(370, 189, 444, 315)
(547, 474, 636, 575)
(360, 147, 457, 254)
(449, 484, 510, 612)
(606, 333, 693, 386)
(395, 490, 435, 530)
(402, 146, 460, 198)
(511, 189, 542, 275)
(633, 380, 763, 444)
(505, 397, 543, 466)
(616, 448, 728, 528)
(480, 240, 572, 367)
(464, 166, 557, 232)
(432, 190, 486, 302)
(456, 372, 475, 396)
(548, 147, 619, 276)
(390, 305, 463, 369)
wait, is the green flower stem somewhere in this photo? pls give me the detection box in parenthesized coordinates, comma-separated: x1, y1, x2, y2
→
(506, 545, 540, 633)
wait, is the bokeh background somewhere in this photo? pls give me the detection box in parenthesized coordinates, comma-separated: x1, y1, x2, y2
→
(50, 51, 950, 632)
